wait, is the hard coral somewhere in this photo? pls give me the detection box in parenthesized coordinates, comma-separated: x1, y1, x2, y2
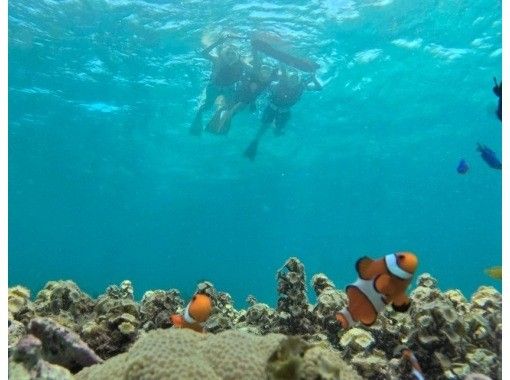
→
(139, 289, 183, 331)
(81, 280, 140, 359)
(275, 257, 317, 335)
(76, 329, 285, 380)
(33, 280, 95, 331)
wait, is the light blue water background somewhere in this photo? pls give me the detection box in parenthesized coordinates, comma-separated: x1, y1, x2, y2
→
(9, 0, 502, 304)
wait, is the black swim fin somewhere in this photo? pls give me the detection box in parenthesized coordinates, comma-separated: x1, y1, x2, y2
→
(244, 140, 258, 160)
(206, 108, 232, 135)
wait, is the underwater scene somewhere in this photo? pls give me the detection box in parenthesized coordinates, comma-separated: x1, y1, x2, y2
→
(8, 0, 502, 379)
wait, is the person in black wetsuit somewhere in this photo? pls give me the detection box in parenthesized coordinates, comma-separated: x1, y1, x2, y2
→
(493, 77, 502, 121)
(206, 50, 278, 134)
(243, 67, 322, 160)
(190, 35, 249, 135)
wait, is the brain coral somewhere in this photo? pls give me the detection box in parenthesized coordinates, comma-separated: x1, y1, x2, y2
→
(76, 329, 285, 380)
(76, 328, 361, 380)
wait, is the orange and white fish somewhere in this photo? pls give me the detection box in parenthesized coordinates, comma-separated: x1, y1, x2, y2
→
(336, 252, 418, 329)
(170, 293, 213, 333)
(402, 348, 426, 380)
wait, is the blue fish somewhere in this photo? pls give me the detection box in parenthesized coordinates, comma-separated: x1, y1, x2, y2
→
(477, 143, 502, 170)
(457, 159, 469, 174)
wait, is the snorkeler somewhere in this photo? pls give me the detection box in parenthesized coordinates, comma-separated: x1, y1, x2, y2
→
(243, 67, 322, 160)
(190, 35, 249, 135)
(493, 77, 502, 121)
(206, 50, 278, 135)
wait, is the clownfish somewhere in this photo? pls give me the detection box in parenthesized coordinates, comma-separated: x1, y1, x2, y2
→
(402, 348, 426, 380)
(336, 252, 418, 329)
(170, 293, 213, 333)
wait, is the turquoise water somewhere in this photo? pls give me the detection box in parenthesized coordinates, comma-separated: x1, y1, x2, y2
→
(9, 0, 501, 305)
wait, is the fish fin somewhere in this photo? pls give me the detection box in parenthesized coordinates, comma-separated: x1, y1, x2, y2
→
(170, 314, 184, 328)
(392, 302, 411, 312)
(392, 293, 411, 312)
(374, 273, 392, 295)
(335, 313, 349, 329)
(355, 256, 374, 280)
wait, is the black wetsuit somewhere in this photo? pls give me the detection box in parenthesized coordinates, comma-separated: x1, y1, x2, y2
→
(212, 61, 244, 87)
(262, 82, 304, 130)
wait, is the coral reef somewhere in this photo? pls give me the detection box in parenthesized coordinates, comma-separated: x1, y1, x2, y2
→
(80, 280, 141, 359)
(76, 328, 360, 380)
(267, 336, 362, 379)
(274, 257, 317, 335)
(8, 257, 501, 380)
(139, 289, 183, 330)
(33, 281, 95, 331)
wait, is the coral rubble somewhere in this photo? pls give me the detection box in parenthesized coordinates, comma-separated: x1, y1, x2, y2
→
(8, 257, 501, 380)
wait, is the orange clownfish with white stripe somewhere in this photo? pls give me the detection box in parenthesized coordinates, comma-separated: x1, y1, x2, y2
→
(336, 252, 418, 329)
(170, 293, 213, 333)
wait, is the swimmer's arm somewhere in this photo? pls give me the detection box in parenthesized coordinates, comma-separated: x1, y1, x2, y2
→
(201, 36, 227, 62)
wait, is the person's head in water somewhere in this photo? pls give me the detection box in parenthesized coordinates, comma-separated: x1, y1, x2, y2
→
(219, 45, 240, 66)
(283, 69, 301, 89)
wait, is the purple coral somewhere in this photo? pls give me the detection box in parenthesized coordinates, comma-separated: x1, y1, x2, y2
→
(28, 317, 103, 373)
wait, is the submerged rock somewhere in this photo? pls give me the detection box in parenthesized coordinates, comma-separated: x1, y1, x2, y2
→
(9, 334, 74, 380)
(28, 317, 103, 373)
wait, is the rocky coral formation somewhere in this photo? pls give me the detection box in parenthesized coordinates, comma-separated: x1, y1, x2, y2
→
(9, 334, 74, 380)
(267, 336, 362, 380)
(139, 288, 183, 331)
(78, 280, 140, 359)
(274, 257, 317, 335)
(9, 286, 35, 326)
(8, 257, 502, 380)
(403, 274, 502, 380)
(33, 281, 95, 331)
(28, 318, 103, 373)
(310, 273, 347, 342)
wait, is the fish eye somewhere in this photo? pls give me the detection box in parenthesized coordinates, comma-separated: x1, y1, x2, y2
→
(397, 255, 405, 261)
(192, 295, 197, 301)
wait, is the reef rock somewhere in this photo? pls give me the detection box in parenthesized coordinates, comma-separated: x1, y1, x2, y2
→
(8, 319, 27, 352)
(9, 334, 74, 380)
(274, 257, 317, 335)
(139, 289, 183, 331)
(339, 327, 375, 353)
(81, 280, 140, 359)
(8, 286, 35, 325)
(28, 317, 103, 373)
(33, 280, 95, 331)
(310, 273, 347, 338)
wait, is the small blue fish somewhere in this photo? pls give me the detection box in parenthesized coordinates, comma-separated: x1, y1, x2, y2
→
(477, 143, 502, 170)
(457, 159, 469, 174)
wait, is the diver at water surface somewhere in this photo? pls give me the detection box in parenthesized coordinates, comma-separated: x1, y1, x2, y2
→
(190, 35, 249, 135)
(244, 67, 322, 160)
(207, 50, 278, 134)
